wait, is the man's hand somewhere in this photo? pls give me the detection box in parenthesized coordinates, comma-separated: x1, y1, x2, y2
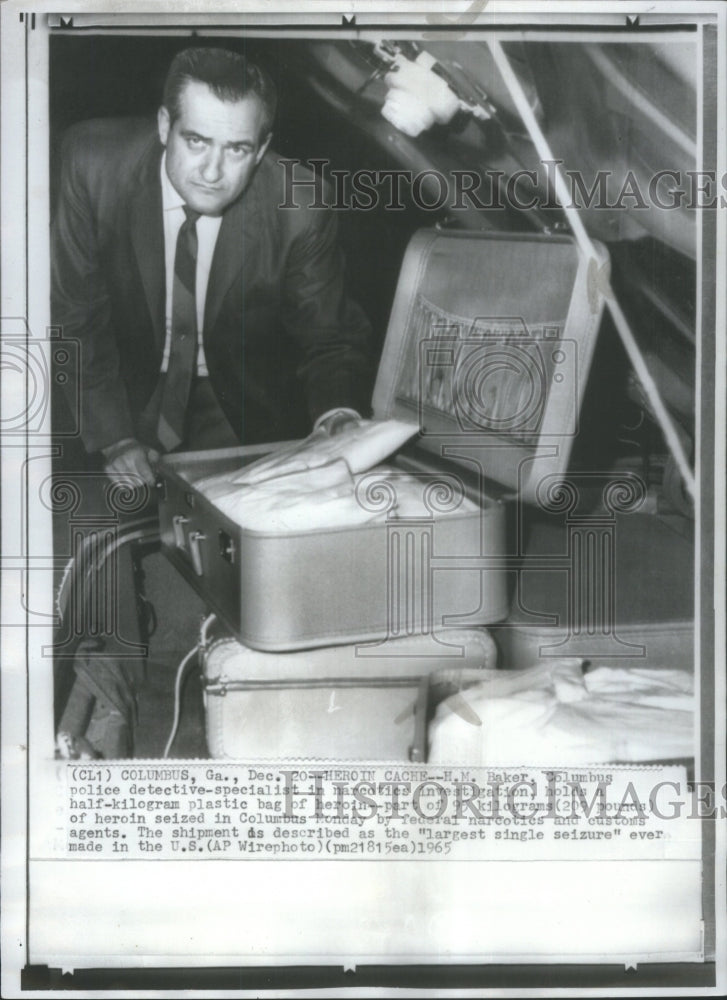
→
(101, 438, 160, 488)
(315, 408, 362, 437)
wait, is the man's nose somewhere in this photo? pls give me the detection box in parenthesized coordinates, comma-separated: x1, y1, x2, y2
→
(200, 147, 224, 184)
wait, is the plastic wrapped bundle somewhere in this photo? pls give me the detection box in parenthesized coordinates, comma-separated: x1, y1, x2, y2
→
(428, 660, 694, 765)
(191, 418, 478, 532)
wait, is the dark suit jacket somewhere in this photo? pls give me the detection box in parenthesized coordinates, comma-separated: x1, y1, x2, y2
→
(52, 118, 373, 452)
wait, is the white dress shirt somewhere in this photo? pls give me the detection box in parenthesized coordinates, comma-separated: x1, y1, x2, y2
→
(160, 154, 222, 377)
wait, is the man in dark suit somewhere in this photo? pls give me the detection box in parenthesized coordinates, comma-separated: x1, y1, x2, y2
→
(53, 46, 372, 484)
(51, 47, 372, 757)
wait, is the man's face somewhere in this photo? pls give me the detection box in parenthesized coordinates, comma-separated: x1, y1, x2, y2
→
(158, 79, 271, 216)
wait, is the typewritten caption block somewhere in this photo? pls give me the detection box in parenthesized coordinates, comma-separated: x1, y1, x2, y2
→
(53, 762, 702, 861)
(56, 762, 700, 860)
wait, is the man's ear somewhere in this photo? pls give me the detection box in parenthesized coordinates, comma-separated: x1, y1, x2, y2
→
(157, 106, 171, 146)
(254, 131, 272, 165)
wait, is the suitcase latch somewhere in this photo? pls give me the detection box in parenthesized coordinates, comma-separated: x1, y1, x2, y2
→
(218, 529, 236, 565)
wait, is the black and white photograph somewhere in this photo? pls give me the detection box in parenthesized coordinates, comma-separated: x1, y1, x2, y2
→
(0, 1, 724, 994)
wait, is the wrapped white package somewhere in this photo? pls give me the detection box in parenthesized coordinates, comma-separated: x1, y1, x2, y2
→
(190, 417, 477, 532)
(428, 660, 694, 765)
(226, 417, 419, 486)
(193, 462, 478, 532)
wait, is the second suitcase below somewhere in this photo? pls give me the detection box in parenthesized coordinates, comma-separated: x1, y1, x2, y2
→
(202, 627, 497, 760)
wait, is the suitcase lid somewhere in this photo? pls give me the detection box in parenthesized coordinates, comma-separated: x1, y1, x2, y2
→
(372, 228, 610, 504)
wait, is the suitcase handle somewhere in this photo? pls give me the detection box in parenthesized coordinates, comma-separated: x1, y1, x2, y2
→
(171, 510, 206, 576)
(188, 531, 206, 576)
(172, 515, 189, 549)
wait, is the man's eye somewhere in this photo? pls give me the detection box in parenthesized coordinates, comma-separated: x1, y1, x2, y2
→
(187, 136, 205, 149)
(229, 146, 250, 157)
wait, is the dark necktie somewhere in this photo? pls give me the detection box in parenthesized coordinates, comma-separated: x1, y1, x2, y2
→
(157, 205, 200, 451)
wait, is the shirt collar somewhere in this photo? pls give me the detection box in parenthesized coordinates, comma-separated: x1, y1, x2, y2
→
(160, 152, 186, 212)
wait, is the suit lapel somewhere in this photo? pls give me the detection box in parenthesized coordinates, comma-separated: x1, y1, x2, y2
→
(130, 141, 165, 354)
(204, 169, 263, 337)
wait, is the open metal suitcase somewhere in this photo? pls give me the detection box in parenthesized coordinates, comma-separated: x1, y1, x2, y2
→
(158, 228, 608, 651)
(158, 228, 609, 759)
(157, 445, 506, 650)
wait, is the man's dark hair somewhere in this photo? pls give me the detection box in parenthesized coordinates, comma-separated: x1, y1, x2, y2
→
(163, 47, 277, 137)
